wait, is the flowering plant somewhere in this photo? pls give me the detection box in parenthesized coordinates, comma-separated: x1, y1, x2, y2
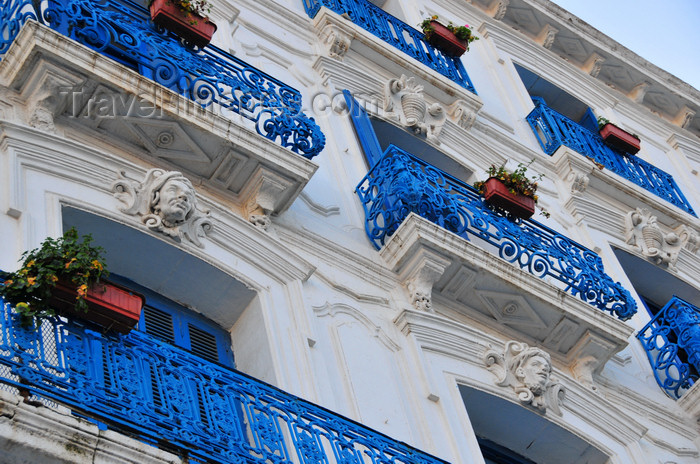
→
(474, 160, 550, 217)
(0, 228, 108, 320)
(420, 15, 479, 48)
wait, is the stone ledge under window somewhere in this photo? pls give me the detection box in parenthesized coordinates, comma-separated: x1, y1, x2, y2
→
(0, 389, 181, 464)
(0, 22, 318, 223)
(381, 213, 634, 377)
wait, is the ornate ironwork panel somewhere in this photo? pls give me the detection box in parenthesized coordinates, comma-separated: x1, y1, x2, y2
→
(525, 98, 695, 216)
(301, 0, 476, 93)
(637, 296, 700, 399)
(0, 301, 448, 464)
(0, 0, 325, 158)
(356, 145, 637, 320)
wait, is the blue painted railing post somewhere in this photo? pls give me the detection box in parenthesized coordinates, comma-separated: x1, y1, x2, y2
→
(356, 145, 637, 320)
(525, 99, 695, 216)
(637, 296, 700, 399)
(0, 0, 326, 158)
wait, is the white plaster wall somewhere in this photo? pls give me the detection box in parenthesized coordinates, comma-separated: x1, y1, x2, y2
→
(0, 0, 699, 463)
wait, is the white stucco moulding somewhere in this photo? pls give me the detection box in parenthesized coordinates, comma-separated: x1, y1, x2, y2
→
(380, 213, 634, 375)
(0, 21, 318, 226)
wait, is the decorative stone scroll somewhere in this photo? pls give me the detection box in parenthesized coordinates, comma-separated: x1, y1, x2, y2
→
(625, 208, 699, 268)
(484, 341, 565, 415)
(113, 169, 212, 247)
(384, 75, 446, 144)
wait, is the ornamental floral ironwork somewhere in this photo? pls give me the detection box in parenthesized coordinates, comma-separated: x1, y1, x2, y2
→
(0, 0, 325, 158)
(356, 145, 636, 320)
(0, 300, 448, 464)
(302, 0, 476, 93)
(525, 97, 695, 216)
(637, 296, 700, 399)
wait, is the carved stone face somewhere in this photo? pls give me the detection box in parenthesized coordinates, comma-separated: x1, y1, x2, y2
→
(156, 178, 194, 225)
(521, 354, 550, 394)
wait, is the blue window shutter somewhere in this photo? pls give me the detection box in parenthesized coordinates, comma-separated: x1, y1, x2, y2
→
(579, 107, 599, 132)
(343, 89, 383, 167)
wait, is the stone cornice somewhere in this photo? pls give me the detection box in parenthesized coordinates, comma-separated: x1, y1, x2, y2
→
(0, 122, 317, 285)
(395, 308, 648, 446)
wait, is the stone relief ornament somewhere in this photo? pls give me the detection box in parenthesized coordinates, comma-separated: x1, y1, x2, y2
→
(113, 169, 213, 247)
(625, 208, 699, 268)
(484, 341, 565, 415)
(384, 75, 446, 144)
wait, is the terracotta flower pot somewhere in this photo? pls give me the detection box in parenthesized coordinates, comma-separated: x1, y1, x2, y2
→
(50, 281, 144, 334)
(482, 178, 536, 219)
(599, 123, 640, 155)
(150, 0, 217, 48)
(426, 21, 467, 57)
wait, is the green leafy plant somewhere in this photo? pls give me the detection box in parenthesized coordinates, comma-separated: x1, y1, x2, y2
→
(474, 160, 550, 218)
(420, 15, 479, 49)
(0, 228, 108, 320)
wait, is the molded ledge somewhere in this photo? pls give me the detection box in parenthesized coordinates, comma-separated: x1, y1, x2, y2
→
(311, 7, 483, 120)
(0, 22, 318, 219)
(381, 213, 633, 374)
(0, 390, 180, 464)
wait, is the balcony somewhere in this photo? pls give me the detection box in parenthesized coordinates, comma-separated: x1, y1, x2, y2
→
(0, 300, 448, 464)
(526, 98, 696, 217)
(637, 296, 700, 400)
(357, 146, 635, 373)
(0, 0, 324, 220)
(302, 0, 476, 94)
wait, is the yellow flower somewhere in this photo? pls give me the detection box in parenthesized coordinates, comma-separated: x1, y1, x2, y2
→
(26, 260, 35, 267)
(91, 260, 103, 271)
(27, 277, 37, 286)
(76, 284, 88, 298)
(4, 279, 13, 286)
(49, 275, 58, 283)
(65, 258, 77, 269)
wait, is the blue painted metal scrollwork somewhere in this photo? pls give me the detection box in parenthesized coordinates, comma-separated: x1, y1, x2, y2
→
(525, 98, 695, 216)
(637, 296, 700, 399)
(301, 0, 476, 94)
(356, 145, 637, 320)
(0, 0, 325, 158)
(0, 300, 448, 464)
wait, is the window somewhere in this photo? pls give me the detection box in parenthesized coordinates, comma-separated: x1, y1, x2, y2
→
(110, 275, 235, 368)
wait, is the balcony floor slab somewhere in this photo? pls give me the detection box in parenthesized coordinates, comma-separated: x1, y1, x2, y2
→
(381, 214, 633, 375)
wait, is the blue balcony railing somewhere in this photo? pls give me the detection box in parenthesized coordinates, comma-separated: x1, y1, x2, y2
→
(0, 0, 325, 159)
(356, 145, 636, 320)
(301, 0, 476, 94)
(526, 98, 695, 216)
(637, 296, 700, 399)
(0, 300, 447, 464)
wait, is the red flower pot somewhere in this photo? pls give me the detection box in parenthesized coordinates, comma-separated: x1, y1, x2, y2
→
(599, 123, 640, 155)
(150, 0, 217, 48)
(426, 21, 467, 57)
(483, 178, 536, 219)
(50, 281, 144, 334)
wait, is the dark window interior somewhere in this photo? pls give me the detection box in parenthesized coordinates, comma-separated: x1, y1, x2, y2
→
(514, 63, 594, 127)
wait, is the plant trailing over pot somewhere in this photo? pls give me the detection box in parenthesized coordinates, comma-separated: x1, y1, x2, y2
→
(597, 116, 640, 155)
(420, 15, 478, 57)
(474, 160, 549, 220)
(0, 228, 143, 333)
(149, 0, 217, 48)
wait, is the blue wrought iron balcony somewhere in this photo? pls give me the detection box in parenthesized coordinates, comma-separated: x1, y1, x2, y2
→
(0, 0, 325, 159)
(302, 0, 476, 94)
(0, 300, 447, 464)
(526, 98, 695, 216)
(637, 296, 700, 399)
(356, 145, 637, 320)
